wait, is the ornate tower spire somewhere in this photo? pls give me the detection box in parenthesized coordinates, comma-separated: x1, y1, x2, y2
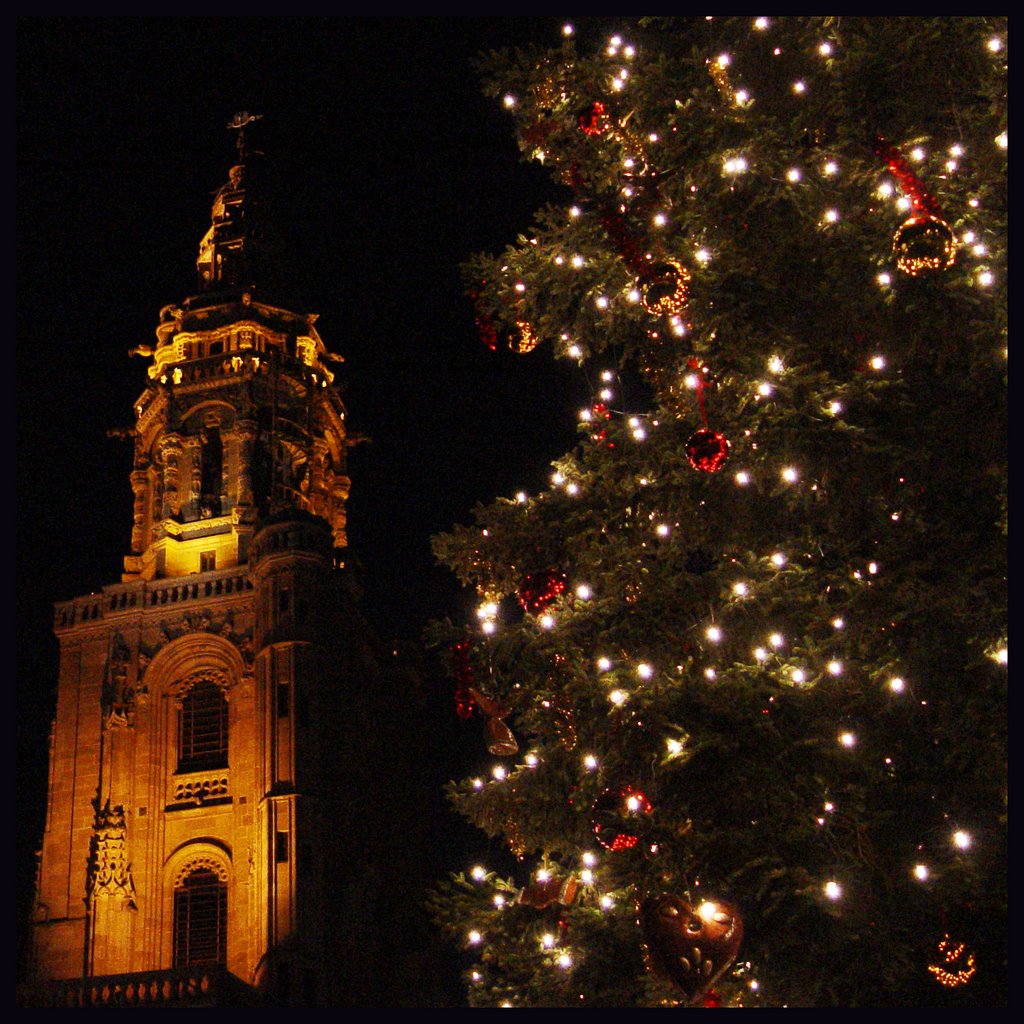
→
(195, 112, 267, 295)
(123, 117, 351, 582)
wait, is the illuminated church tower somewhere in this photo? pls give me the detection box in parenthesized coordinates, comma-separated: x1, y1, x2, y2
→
(29, 114, 375, 1007)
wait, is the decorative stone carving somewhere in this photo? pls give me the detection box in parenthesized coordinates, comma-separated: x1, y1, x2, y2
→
(102, 634, 138, 729)
(87, 801, 137, 907)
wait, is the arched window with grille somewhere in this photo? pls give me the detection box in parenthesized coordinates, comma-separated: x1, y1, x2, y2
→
(177, 679, 228, 773)
(173, 866, 227, 967)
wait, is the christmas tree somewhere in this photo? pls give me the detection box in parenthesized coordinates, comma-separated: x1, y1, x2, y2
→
(427, 17, 1006, 1008)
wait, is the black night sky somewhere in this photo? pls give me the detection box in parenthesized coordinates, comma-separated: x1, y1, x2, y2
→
(17, 15, 610, 995)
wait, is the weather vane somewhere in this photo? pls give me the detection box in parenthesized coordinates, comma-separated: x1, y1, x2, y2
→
(227, 111, 263, 160)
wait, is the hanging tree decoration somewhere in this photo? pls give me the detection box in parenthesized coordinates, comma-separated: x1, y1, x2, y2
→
(590, 785, 653, 851)
(468, 687, 519, 756)
(510, 319, 540, 354)
(449, 639, 477, 720)
(639, 893, 745, 1005)
(641, 259, 692, 317)
(873, 136, 957, 276)
(684, 357, 730, 473)
(518, 569, 569, 614)
(577, 99, 611, 136)
(517, 873, 580, 910)
(927, 934, 977, 988)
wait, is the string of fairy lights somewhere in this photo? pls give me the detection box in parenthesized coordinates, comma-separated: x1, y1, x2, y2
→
(450, 18, 1005, 1002)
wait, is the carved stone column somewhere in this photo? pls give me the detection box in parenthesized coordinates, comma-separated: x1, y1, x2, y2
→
(159, 434, 183, 519)
(129, 470, 149, 554)
(235, 419, 258, 508)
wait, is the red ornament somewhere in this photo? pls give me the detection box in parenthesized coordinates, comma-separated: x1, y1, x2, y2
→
(639, 894, 744, 1004)
(577, 101, 609, 136)
(686, 429, 730, 473)
(517, 875, 579, 910)
(468, 687, 518, 756)
(590, 786, 652, 851)
(450, 640, 476, 719)
(518, 570, 568, 614)
(703, 989, 722, 1008)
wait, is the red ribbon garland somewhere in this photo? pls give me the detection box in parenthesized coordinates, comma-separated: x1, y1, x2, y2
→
(873, 136, 941, 217)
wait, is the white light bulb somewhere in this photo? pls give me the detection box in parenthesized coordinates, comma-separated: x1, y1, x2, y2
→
(769, 633, 784, 648)
(576, 584, 591, 600)
(503, 94, 517, 108)
(695, 248, 711, 263)
(754, 647, 768, 662)
(827, 660, 843, 676)
(704, 667, 717, 680)
(584, 753, 599, 769)
(823, 161, 838, 175)
(913, 864, 929, 881)
(953, 830, 972, 850)
(876, 273, 891, 287)
(987, 36, 1002, 52)
(492, 765, 506, 780)
(910, 147, 925, 162)
(824, 881, 842, 900)
(757, 381, 773, 396)
(656, 523, 670, 537)
(870, 355, 886, 370)
(877, 181, 894, 197)
(733, 582, 749, 596)
(889, 677, 905, 693)
(735, 470, 751, 486)
(706, 625, 723, 643)
(468, 930, 482, 944)
(996, 131, 1007, 150)
(791, 667, 806, 684)
(786, 167, 802, 183)
(818, 41, 832, 55)
(597, 657, 612, 672)
(754, 17, 769, 29)
(609, 689, 627, 706)
(824, 208, 839, 223)
(637, 663, 654, 680)
(829, 399, 844, 414)
(567, 345, 582, 359)
(793, 81, 807, 94)
(839, 731, 856, 748)
(600, 895, 614, 909)
(471, 865, 486, 880)
(832, 617, 844, 630)
(782, 467, 798, 483)
(539, 614, 555, 630)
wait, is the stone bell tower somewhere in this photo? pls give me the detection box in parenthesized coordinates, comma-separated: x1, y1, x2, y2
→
(27, 113, 376, 1008)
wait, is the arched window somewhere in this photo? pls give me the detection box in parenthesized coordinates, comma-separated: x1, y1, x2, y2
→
(177, 680, 228, 773)
(173, 867, 227, 967)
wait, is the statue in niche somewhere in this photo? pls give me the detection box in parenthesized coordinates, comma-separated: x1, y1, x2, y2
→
(88, 800, 137, 907)
(102, 634, 136, 728)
